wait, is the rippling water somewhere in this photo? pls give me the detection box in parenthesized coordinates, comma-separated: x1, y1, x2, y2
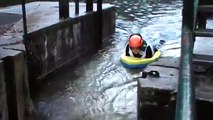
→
(34, 0, 182, 120)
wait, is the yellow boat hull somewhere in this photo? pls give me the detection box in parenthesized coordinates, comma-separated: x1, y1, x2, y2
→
(120, 51, 161, 68)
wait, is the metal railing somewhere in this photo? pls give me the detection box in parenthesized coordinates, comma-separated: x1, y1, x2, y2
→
(21, 0, 28, 58)
(175, 0, 197, 120)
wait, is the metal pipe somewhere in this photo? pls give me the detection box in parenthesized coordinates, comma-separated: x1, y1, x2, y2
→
(175, 26, 196, 120)
(75, 0, 79, 15)
(175, 0, 196, 119)
(193, 0, 199, 31)
(21, 0, 27, 40)
(21, 0, 31, 62)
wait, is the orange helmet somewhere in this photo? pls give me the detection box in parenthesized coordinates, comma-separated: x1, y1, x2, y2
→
(129, 34, 143, 48)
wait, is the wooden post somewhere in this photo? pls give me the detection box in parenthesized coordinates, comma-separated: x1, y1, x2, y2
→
(97, 0, 102, 46)
(59, 0, 70, 19)
(1, 49, 32, 120)
(86, 0, 93, 12)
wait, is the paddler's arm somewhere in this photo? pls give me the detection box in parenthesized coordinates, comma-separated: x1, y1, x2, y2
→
(125, 44, 130, 56)
(145, 46, 152, 58)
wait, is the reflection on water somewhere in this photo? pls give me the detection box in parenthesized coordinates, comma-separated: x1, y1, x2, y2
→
(34, 0, 182, 120)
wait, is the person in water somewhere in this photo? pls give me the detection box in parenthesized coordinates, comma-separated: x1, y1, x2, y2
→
(125, 34, 157, 58)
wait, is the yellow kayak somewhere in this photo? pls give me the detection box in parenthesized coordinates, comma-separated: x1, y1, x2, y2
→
(120, 51, 161, 68)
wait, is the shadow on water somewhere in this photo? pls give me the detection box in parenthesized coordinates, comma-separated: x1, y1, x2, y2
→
(33, 0, 182, 120)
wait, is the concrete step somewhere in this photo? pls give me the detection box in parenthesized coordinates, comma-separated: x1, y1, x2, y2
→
(137, 66, 178, 120)
(194, 29, 213, 37)
(193, 58, 213, 65)
(0, 48, 33, 120)
(195, 75, 213, 103)
(198, 5, 213, 13)
(193, 54, 213, 65)
(193, 37, 213, 65)
(150, 57, 180, 69)
(137, 65, 213, 120)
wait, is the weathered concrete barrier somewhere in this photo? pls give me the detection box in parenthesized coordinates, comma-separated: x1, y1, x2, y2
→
(0, 61, 9, 120)
(102, 8, 116, 40)
(137, 57, 213, 120)
(137, 65, 178, 120)
(194, 74, 213, 120)
(0, 2, 115, 119)
(0, 48, 32, 120)
(19, 3, 116, 80)
(0, 2, 115, 80)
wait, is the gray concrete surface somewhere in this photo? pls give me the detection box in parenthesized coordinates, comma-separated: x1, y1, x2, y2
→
(0, 60, 9, 120)
(193, 37, 213, 64)
(0, 2, 115, 79)
(0, 2, 115, 120)
(0, 2, 114, 49)
(0, 49, 33, 120)
(150, 56, 180, 68)
(195, 75, 213, 102)
(137, 65, 178, 120)
(0, 13, 22, 26)
(137, 45, 213, 120)
(0, 2, 113, 35)
(138, 66, 178, 91)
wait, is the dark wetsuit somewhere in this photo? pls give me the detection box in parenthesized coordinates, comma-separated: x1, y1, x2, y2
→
(125, 41, 157, 58)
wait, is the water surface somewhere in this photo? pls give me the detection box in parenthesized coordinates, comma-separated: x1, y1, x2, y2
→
(34, 0, 182, 119)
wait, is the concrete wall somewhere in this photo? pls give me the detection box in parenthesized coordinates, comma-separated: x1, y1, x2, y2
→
(102, 7, 116, 40)
(0, 61, 9, 120)
(26, 7, 115, 79)
(0, 49, 33, 120)
(0, 4, 115, 120)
